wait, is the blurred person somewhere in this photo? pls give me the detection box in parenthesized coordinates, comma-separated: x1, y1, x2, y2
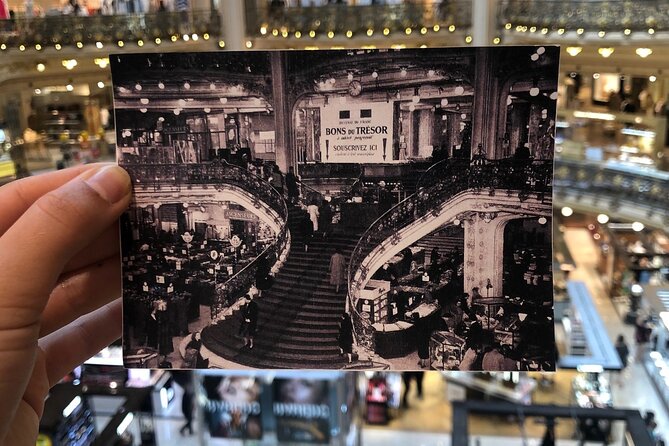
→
(307, 199, 319, 232)
(614, 334, 630, 385)
(285, 166, 300, 204)
(329, 247, 346, 293)
(401, 372, 424, 407)
(240, 295, 258, 349)
(337, 313, 353, 363)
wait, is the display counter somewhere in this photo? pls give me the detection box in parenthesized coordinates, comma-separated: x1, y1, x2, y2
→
(373, 303, 441, 358)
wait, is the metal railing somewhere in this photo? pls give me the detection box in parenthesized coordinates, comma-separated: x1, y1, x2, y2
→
(553, 158, 669, 218)
(0, 10, 220, 48)
(121, 161, 288, 318)
(246, 1, 472, 37)
(498, 0, 669, 33)
(347, 158, 553, 351)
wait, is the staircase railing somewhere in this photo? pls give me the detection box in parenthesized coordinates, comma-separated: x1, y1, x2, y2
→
(122, 161, 288, 318)
(347, 158, 553, 351)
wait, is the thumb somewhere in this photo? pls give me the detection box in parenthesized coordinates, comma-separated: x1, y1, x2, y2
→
(0, 163, 131, 334)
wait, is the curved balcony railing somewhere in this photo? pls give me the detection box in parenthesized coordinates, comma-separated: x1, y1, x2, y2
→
(498, 0, 669, 33)
(554, 158, 669, 221)
(0, 10, 220, 49)
(122, 161, 288, 318)
(246, 1, 472, 38)
(347, 158, 553, 351)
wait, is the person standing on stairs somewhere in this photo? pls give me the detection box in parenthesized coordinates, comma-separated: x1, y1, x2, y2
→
(307, 199, 320, 233)
(337, 313, 354, 363)
(240, 295, 259, 349)
(300, 209, 314, 252)
(271, 164, 285, 196)
(285, 166, 300, 204)
(329, 247, 347, 293)
(319, 199, 333, 238)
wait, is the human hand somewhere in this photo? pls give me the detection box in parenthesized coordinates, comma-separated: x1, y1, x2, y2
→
(0, 163, 131, 444)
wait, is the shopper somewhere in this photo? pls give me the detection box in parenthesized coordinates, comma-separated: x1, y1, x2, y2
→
(329, 247, 347, 293)
(0, 164, 132, 443)
(401, 371, 424, 408)
(285, 166, 300, 204)
(614, 334, 630, 385)
(337, 313, 354, 363)
(271, 164, 285, 196)
(413, 313, 431, 368)
(240, 295, 258, 349)
(319, 199, 333, 238)
(300, 209, 313, 252)
(307, 199, 320, 233)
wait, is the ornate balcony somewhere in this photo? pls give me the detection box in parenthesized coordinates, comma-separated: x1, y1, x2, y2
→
(0, 10, 221, 50)
(498, 0, 669, 35)
(347, 158, 552, 352)
(245, 1, 472, 40)
(553, 158, 669, 227)
(122, 161, 288, 317)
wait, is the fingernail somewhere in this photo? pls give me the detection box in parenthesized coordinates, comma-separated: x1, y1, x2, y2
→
(84, 165, 131, 204)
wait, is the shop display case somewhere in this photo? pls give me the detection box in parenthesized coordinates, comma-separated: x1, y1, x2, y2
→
(196, 370, 361, 446)
(40, 385, 96, 446)
(430, 331, 466, 370)
(571, 371, 613, 442)
(358, 279, 391, 324)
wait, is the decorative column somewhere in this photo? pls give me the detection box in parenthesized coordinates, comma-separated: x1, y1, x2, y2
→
(471, 0, 496, 46)
(270, 52, 294, 172)
(470, 48, 502, 159)
(463, 212, 514, 296)
(222, 0, 246, 51)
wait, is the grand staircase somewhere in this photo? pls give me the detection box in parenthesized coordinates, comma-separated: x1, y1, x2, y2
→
(202, 204, 363, 369)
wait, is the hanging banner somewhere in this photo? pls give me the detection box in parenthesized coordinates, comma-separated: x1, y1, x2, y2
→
(321, 102, 393, 163)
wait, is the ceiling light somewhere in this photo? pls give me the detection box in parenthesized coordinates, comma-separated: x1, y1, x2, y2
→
(433, 25, 440, 32)
(561, 206, 574, 217)
(245, 40, 253, 48)
(295, 31, 302, 38)
(636, 48, 653, 58)
(62, 59, 78, 70)
(624, 28, 631, 35)
(366, 28, 373, 37)
(137, 40, 144, 46)
(135, 83, 142, 91)
(465, 35, 472, 43)
(593, 73, 600, 79)
(441, 98, 448, 106)
(383, 28, 390, 36)
(566, 46, 582, 56)
(204, 107, 211, 113)
(371, 71, 378, 79)
(576, 28, 584, 35)
(158, 81, 165, 89)
(192, 34, 198, 41)
(598, 30, 606, 38)
(36, 63, 45, 72)
(538, 216, 547, 225)
(76, 41, 83, 48)
(648, 28, 655, 35)
(598, 47, 614, 58)
(448, 25, 456, 32)
(597, 214, 609, 224)
(55, 43, 61, 50)
(35, 44, 42, 50)
(66, 84, 74, 92)
(97, 81, 105, 89)
(183, 81, 190, 89)
(219, 40, 226, 48)
(220, 97, 228, 104)
(94, 57, 109, 68)
(140, 98, 149, 105)
(34, 88, 42, 95)
(155, 37, 161, 45)
(405, 27, 412, 35)
(96, 41, 103, 49)
(117, 40, 124, 47)
(632, 221, 645, 232)
(454, 85, 465, 95)
(649, 75, 657, 82)
(260, 26, 267, 35)
(140, 108, 147, 113)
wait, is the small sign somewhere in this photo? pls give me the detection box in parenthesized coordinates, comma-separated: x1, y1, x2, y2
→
(230, 235, 242, 248)
(156, 275, 165, 284)
(224, 209, 258, 222)
(176, 261, 182, 270)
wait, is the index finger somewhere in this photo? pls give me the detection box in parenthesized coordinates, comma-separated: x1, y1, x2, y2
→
(0, 164, 101, 237)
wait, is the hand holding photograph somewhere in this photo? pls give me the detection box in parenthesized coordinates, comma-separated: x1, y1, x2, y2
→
(113, 47, 558, 371)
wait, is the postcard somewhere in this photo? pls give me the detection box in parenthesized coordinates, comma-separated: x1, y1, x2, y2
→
(113, 47, 558, 371)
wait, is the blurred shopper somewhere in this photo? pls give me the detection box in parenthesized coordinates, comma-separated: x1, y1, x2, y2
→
(337, 313, 353, 363)
(401, 372, 424, 408)
(300, 210, 313, 252)
(319, 199, 332, 238)
(240, 295, 258, 349)
(271, 164, 285, 196)
(329, 247, 346, 294)
(307, 199, 319, 233)
(285, 166, 300, 204)
(614, 334, 630, 385)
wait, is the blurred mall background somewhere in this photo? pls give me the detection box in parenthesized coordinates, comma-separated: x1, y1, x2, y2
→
(1, 0, 669, 445)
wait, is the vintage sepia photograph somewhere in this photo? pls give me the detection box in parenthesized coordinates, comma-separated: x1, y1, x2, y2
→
(113, 47, 558, 371)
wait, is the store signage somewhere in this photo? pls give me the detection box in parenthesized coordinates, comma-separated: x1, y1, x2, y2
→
(321, 102, 393, 163)
(224, 209, 258, 222)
